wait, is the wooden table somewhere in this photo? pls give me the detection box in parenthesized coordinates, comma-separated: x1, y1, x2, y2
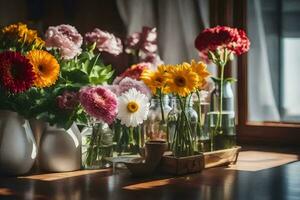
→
(0, 150, 300, 200)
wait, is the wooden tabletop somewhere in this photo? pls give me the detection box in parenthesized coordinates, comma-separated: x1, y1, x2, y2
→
(0, 151, 300, 200)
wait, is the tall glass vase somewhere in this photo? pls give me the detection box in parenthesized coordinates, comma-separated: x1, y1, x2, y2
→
(211, 80, 234, 112)
(143, 96, 171, 143)
(113, 121, 143, 156)
(193, 99, 211, 152)
(167, 98, 179, 146)
(82, 122, 114, 169)
(209, 80, 236, 150)
(169, 98, 195, 157)
(206, 111, 236, 150)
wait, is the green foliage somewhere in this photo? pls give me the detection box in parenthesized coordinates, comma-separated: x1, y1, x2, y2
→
(60, 50, 114, 86)
(34, 49, 114, 129)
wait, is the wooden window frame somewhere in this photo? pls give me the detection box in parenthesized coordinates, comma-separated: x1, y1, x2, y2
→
(210, 0, 300, 146)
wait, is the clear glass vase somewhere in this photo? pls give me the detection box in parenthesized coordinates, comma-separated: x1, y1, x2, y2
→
(186, 100, 198, 151)
(211, 80, 235, 112)
(193, 101, 211, 152)
(82, 122, 114, 169)
(167, 98, 180, 145)
(143, 96, 171, 143)
(113, 120, 143, 156)
(205, 111, 236, 150)
(168, 98, 196, 157)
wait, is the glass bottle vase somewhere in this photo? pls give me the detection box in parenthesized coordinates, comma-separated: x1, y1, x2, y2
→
(82, 122, 114, 169)
(168, 98, 198, 156)
(209, 80, 236, 150)
(143, 96, 171, 143)
(205, 111, 236, 150)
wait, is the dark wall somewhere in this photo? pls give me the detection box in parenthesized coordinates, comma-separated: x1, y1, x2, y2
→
(0, 0, 126, 39)
(0, 0, 128, 74)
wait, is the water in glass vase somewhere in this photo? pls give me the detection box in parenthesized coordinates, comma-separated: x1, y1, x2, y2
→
(144, 97, 171, 143)
(205, 111, 236, 150)
(82, 123, 114, 169)
(194, 102, 211, 152)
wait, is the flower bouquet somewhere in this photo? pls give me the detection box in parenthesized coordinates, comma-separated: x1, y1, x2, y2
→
(42, 25, 123, 169)
(141, 60, 210, 174)
(34, 25, 116, 130)
(0, 23, 63, 175)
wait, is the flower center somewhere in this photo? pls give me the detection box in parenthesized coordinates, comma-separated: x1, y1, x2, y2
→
(174, 76, 186, 87)
(93, 93, 105, 107)
(38, 65, 46, 73)
(127, 101, 139, 113)
(10, 63, 23, 79)
(155, 76, 163, 83)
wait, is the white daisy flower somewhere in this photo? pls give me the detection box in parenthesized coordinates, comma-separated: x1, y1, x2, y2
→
(117, 88, 150, 127)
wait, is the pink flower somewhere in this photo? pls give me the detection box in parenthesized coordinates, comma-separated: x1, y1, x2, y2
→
(56, 91, 79, 110)
(45, 24, 83, 60)
(125, 27, 158, 54)
(125, 27, 162, 68)
(138, 53, 163, 70)
(113, 62, 151, 84)
(85, 28, 123, 56)
(118, 77, 151, 98)
(142, 27, 157, 43)
(125, 32, 141, 53)
(140, 27, 157, 53)
(103, 84, 120, 95)
(79, 86, 117, 124)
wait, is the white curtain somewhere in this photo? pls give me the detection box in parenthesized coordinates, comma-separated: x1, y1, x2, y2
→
(116, 0, 156, 35)
(247, 0, 280, 121)
(116, 0, 209, 64)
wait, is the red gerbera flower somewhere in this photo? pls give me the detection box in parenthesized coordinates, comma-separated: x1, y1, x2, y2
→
(0, 51, 35, 93)
(195, 26, 250, 59)
(113, 62, 151, 84)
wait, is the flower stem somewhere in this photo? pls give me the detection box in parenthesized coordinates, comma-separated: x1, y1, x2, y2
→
(217, 63, 225, 128)
(196, 90, 203, 129)
(212, 49, 228, 151)
(129, 127, 135, 145)
(178, 96, 194, 156)
(158, 90, 165, 123)
(86, 123, 100, 166)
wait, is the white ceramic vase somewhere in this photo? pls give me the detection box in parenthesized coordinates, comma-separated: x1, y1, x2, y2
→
(39, 123, 82, 172)
(0, 110, 37, 176)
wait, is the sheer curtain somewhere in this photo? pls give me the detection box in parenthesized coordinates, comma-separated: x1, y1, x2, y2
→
(116, 0, 156, 35)
(116, 0, 209, 64)
(247, 0, 280, 121)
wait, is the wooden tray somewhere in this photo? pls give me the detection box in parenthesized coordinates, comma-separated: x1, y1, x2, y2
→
(161, 154, 204, 175)
(161, 146, 241, 175)
(203, 146, 241, 168)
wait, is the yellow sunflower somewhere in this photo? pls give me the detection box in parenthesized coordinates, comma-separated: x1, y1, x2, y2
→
(26, 29, 45, 48)
(189, 60, 211, 89)
(141, 65, 169, 94)
(2, 23, 44, 48)
(165, 64, 199, 97)
(2, 23, 27, 38)
(27, 50, 60, 88)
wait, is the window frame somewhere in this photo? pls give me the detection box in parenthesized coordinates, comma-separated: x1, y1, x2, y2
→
(233, 0, 300, 146)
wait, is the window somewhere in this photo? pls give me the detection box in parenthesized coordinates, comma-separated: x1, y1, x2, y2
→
(233, 0, 300, 145)
(247, 0, 300, 123)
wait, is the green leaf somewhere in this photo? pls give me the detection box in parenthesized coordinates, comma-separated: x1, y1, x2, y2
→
(225, 77, 237, 83)
(64, 70, 89, 84)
